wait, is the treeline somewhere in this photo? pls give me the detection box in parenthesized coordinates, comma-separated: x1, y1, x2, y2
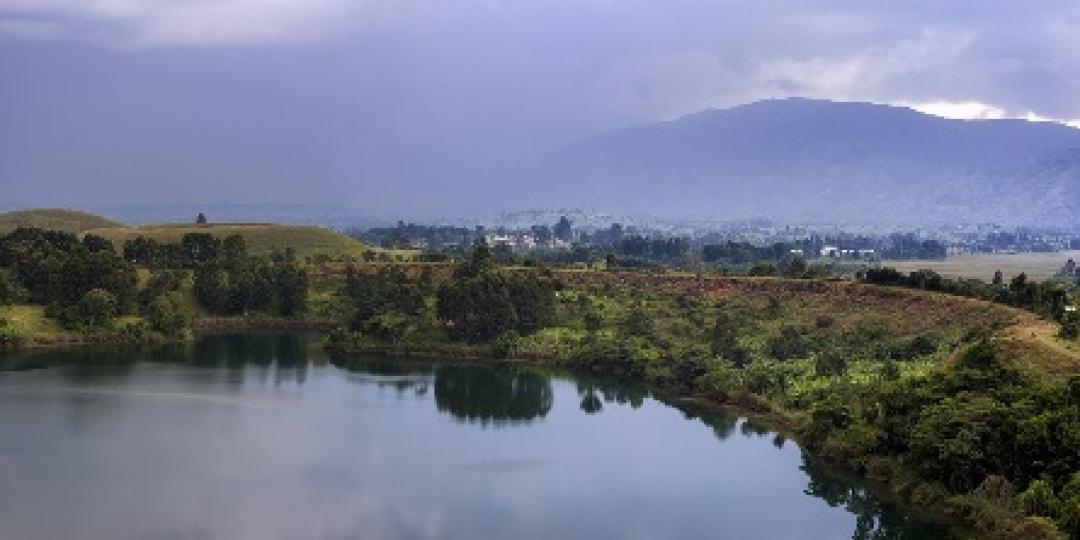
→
(185, 235, 308, 317)
(127, 231, 310, 319)
(701, 334, 1080, 539)
(860, 267, 1070, 322)
(0, 227, 186, 336)
(354, 222, 477, 250)
(331, 244, 557, 348)
(0, 228, 308, 344)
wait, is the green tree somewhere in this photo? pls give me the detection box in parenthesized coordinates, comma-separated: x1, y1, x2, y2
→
(814, 349, 848, 377)
(1018, 479, 1060, 518)
(73, 288, 117, 328)
(147, 293, 190, 337)
(274, 256, 309, 317)
(193, 264, 228, 314)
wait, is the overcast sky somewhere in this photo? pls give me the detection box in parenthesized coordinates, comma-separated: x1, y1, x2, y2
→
(3, 1, 1080, 216)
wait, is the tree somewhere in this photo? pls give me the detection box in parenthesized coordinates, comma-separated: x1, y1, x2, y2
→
(147, 293, 190, 337)
(814, 349, 848, 377)
(437, 247, 555, 342)
(73, 288, 117, 328)
(993, 269, 1004, 286)
(196, 213, 208, 224)
(621, 302, 654, 338)
(553, 216, 573, 242)
(605, 252, 617, 269)
(193, 264, 228, 313)
(221, 234, 247, 270)
(181, 233, 220, 266)
(274, 257, 309, 317)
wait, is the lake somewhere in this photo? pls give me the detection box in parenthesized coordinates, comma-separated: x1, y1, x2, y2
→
(0, 333, 954, 540)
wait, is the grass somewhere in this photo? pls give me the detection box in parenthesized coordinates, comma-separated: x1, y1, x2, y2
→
(85, 222, 414, 260)
(0, 305, 68, 339)
(0, 208, 122, 234)
(883, 251, 1080, 282)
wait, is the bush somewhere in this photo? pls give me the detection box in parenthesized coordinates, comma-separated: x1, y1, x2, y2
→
(767, 324, 811, 361)
(814, 349, 848, 377)
(1006, 517, 1067, 540)
(59, 288, 118, 329)
(147, 293, 190, 337)
(492, 330, 521, 358)
(1018, 479, 1060, 518)
(0, 318, 23, 348)
(698, 362, 741, 401)
(361, 311, 411, 342)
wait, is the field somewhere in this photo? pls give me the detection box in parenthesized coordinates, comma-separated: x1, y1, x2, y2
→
(882, 251, 1080, 282)
(0, 208, 122, 234)
(86, 223, 413, 260)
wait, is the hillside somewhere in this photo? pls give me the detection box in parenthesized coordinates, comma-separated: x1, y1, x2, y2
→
(85, 223, 399, 259)
(509, 98, 1080, 225)
(0, 208, 122, 234)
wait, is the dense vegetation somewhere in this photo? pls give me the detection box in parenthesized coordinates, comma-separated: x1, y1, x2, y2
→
(860, 266, 1071, 324)
(0, 227, 308, 346)
(320, 244, 1080, 538)
(7, 221, 1080, 538)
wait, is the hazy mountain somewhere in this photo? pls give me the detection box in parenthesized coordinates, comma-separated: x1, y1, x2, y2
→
(509, 98, 1080, 226)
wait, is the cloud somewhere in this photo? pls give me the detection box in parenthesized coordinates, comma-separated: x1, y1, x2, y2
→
(0, 0, 370, 46)
(900, 100, 1007, 120)
(0, 18, 60, 40)
(4, 0, 1080, 210)
(890, 100, 1080, 129)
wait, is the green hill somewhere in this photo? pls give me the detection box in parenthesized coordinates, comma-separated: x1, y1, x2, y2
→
(85, 222, 404, 259)
(0, 208, 122, 234)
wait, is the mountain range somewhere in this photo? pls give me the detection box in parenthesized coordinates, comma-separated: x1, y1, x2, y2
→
(505, 98, 1080, 226)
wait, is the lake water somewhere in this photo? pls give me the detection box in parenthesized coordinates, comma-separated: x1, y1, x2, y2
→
(0, 333, 954, 540)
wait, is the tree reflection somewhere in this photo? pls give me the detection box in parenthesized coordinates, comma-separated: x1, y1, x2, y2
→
(329, 356, 433, 395)
(800, 453, 955, 540)
(668, 401, 740, 442)
(573, 374, 649, 414)
(434, 365, 552, 426)
(669, 399, 953, 539)
(191, 333, 312, 384)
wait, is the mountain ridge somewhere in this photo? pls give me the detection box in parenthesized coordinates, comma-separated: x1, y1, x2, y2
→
(508, 98, 1080, 225)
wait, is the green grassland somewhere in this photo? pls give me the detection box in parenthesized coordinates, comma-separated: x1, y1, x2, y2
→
(883, 251, 1080, 282)
(87, 222, 413, 260)
(0, 208, 122, 234)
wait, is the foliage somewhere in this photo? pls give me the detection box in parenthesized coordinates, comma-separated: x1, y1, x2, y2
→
(436, 245, 556, 342)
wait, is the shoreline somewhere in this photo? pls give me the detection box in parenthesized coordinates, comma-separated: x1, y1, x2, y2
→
(326, 339, 1005, 539)
(1, 317, 336, 351)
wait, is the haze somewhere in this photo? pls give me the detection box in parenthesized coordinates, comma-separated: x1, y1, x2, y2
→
(3, 1, 1080, 219)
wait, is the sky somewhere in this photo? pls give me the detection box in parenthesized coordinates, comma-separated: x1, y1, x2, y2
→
(2, 1, 1080, 217)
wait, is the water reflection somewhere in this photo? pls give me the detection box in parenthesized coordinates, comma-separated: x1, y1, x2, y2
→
(572, 375, 648, 415)
(0, 333, 954, 540)
(801, 456, 951, 539)
(433, 365, 553, 426)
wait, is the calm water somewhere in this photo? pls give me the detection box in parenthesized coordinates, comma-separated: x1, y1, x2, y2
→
(0, 333, 954, 540)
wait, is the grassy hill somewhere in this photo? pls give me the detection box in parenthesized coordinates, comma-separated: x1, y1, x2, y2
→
(85, 222, 408, 260)
(0, 208, 122, 234)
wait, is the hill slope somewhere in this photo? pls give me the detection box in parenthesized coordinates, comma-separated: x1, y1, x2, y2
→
(0, 208, 122, 234)
(86, 223, 394, 259)
(510, 98, 1080, 225)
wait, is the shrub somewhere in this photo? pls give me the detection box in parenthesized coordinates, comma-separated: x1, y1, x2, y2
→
(1018, 479, 1060, 518)
(814, 349, 848, 377)
(1006, 517, 1067, 540)
(147, 293, 190, 337)
(60, 288, 118, 329)
(492, 330, 521, 358)
(698, 362, 741, 401)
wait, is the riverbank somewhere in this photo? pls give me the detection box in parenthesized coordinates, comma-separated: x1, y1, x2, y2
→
(0, 304, 334, 351)
(326, 337, 1035, 539)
